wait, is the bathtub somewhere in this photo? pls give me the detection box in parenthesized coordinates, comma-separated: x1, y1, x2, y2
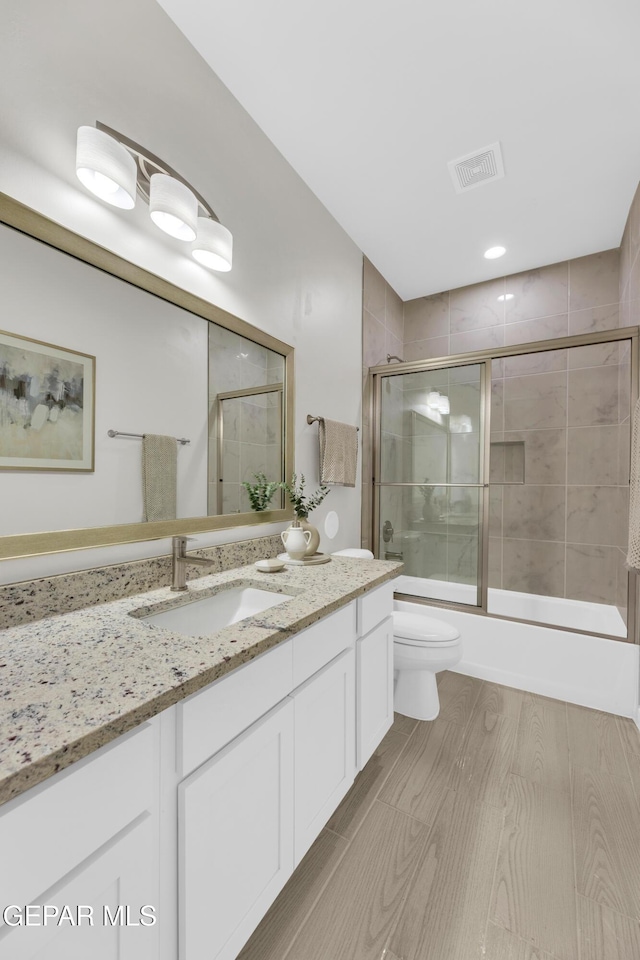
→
(394, 574, 627, 637)
(393, 575, 639, 719)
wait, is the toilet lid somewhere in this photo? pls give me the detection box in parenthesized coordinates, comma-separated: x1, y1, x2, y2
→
(393, 611, 460, 643)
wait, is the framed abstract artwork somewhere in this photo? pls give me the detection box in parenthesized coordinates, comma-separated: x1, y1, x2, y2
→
(0, 329, 95, 471)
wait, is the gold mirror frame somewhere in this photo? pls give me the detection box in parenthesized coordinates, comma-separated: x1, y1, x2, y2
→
(0, 193, 294, 559)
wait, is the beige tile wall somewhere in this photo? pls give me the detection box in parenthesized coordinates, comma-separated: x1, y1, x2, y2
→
(363, 180, 640, 625)
(361, 258, 405, 549)
(404, 248, 632, 616)
(617, 180, 640, 623)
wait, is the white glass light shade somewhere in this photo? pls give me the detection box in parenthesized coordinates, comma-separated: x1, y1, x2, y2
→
(149, 174, 198, 241)
(437, 396, 450, 415)
(451, 415, 472, 432)
(426, 391, 441, 409)
(76, 126, 136, 209)
(192, 217, 233, 272)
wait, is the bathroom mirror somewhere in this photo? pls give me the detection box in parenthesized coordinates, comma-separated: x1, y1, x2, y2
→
(0, 193, 294, 559)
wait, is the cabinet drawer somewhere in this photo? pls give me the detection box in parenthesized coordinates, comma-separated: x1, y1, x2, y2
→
(357, 580, 396, 638)
(0, 722, 156, 914)
(178, 638, 293, 777)
(292, 603, 356, 687)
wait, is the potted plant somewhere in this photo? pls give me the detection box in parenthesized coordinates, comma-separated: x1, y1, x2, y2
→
(420, 477, 436, 521)
(282, 472, 330, 556)
(242, 473, 281, 512)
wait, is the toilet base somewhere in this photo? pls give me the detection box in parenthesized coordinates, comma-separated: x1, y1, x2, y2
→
(394, 669, 440, 721)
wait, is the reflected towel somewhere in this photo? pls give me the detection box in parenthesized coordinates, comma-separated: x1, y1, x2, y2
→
(142, 434, 177, 522)
(627, 398, 640, 571)
(319, 418, 358, 487)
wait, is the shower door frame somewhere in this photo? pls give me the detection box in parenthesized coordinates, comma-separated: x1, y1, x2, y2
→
(215, 382, 284, 515)
(369, 326, 639, 644)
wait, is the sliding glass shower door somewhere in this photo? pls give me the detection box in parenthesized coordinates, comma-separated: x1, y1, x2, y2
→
(374, 361, 487, 607)
(487, 340, 632, 638)
(370, 327, 637, 641)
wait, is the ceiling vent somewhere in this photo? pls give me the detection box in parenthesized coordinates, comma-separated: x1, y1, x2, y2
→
(448, 142, 505, 194)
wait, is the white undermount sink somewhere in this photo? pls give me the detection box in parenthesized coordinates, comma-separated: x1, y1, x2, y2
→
(140, 585, 295, 637)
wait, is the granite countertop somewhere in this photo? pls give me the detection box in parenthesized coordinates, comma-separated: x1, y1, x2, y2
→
(0, 557, 401, 806)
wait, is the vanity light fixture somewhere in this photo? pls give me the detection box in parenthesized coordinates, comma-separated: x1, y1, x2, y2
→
(426, 391, 450, 415)
(76, 126, 137, 209)
(75, 122, 233, 271)
(449, 415, 472, 433)
(192, 217, 233, 272)
(149, 173, 198, 241)
(484, 245, 506, 259)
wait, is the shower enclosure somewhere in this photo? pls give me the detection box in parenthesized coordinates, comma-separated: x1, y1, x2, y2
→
(369, 327, 638, 642)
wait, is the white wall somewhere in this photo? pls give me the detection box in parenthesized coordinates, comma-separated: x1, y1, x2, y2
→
(0, 0, 363, 584)
(1, 225, 210, 533)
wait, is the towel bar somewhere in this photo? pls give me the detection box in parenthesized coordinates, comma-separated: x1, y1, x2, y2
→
(108, 429, 191, 445)
(306, 415, 359, 432)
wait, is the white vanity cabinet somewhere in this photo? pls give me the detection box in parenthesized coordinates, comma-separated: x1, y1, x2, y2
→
(0, 577, 397, 960)
(0, 723, 160, 960)
(293, 648, 355, 864)
(178, 601, 358, 959)
(179, 698, 295, 960)
(290, 602, 357, 865)
(356, 582, 395, 770)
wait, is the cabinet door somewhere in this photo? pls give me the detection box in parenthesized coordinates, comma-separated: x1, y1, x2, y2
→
(357, 616, 394, 770)
(293, 649, 356, 865)
(0, 816, 159, 960)
(179, 697, 294, 960)
(0, 724, 157, 921)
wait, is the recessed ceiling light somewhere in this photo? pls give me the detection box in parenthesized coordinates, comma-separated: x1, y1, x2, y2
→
(497, 293, 514, 301)
(484, 246, 506, 259)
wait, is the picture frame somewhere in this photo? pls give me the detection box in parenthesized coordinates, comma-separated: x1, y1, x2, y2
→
(0, 329, 95, 471)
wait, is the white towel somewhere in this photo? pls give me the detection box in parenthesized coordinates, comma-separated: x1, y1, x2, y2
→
(142, 434, 177, 522)
(627, 398, 640, 571)
(319, 418, 358, 487)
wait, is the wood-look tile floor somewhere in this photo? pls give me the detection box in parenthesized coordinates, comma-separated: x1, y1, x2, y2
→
(238, 673, 640, 960)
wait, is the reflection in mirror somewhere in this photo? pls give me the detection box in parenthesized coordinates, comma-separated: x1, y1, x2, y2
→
(0, 194, 294, 560)
(208, 325, 285, 515)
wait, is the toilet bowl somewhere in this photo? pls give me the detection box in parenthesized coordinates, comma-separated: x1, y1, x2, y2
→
(331, 548, 375, 559)
(332, 549, 462, 721)
(393, 611, 462, 721)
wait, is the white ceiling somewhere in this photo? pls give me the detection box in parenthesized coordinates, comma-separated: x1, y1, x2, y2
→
(156, 0, 640, 300)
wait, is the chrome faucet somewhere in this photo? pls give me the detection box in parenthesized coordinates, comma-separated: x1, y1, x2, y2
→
(171, 536, 217, 592)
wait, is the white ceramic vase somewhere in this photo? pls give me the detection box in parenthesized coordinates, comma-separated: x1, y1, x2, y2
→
(297, 517, 320, 557)
(281, 523, 312, 560)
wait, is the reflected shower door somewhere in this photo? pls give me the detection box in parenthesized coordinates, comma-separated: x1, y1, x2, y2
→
(375, 362, 486, 607)
(214, 385, 283, 515)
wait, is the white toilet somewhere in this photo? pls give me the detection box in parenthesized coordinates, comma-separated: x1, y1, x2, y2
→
(332, 550, 462, 721)
(393, 611, 462, 720)
(331, 548, 376, 559)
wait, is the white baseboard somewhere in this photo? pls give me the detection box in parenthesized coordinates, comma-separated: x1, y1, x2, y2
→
(394, 600, 640, 718)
